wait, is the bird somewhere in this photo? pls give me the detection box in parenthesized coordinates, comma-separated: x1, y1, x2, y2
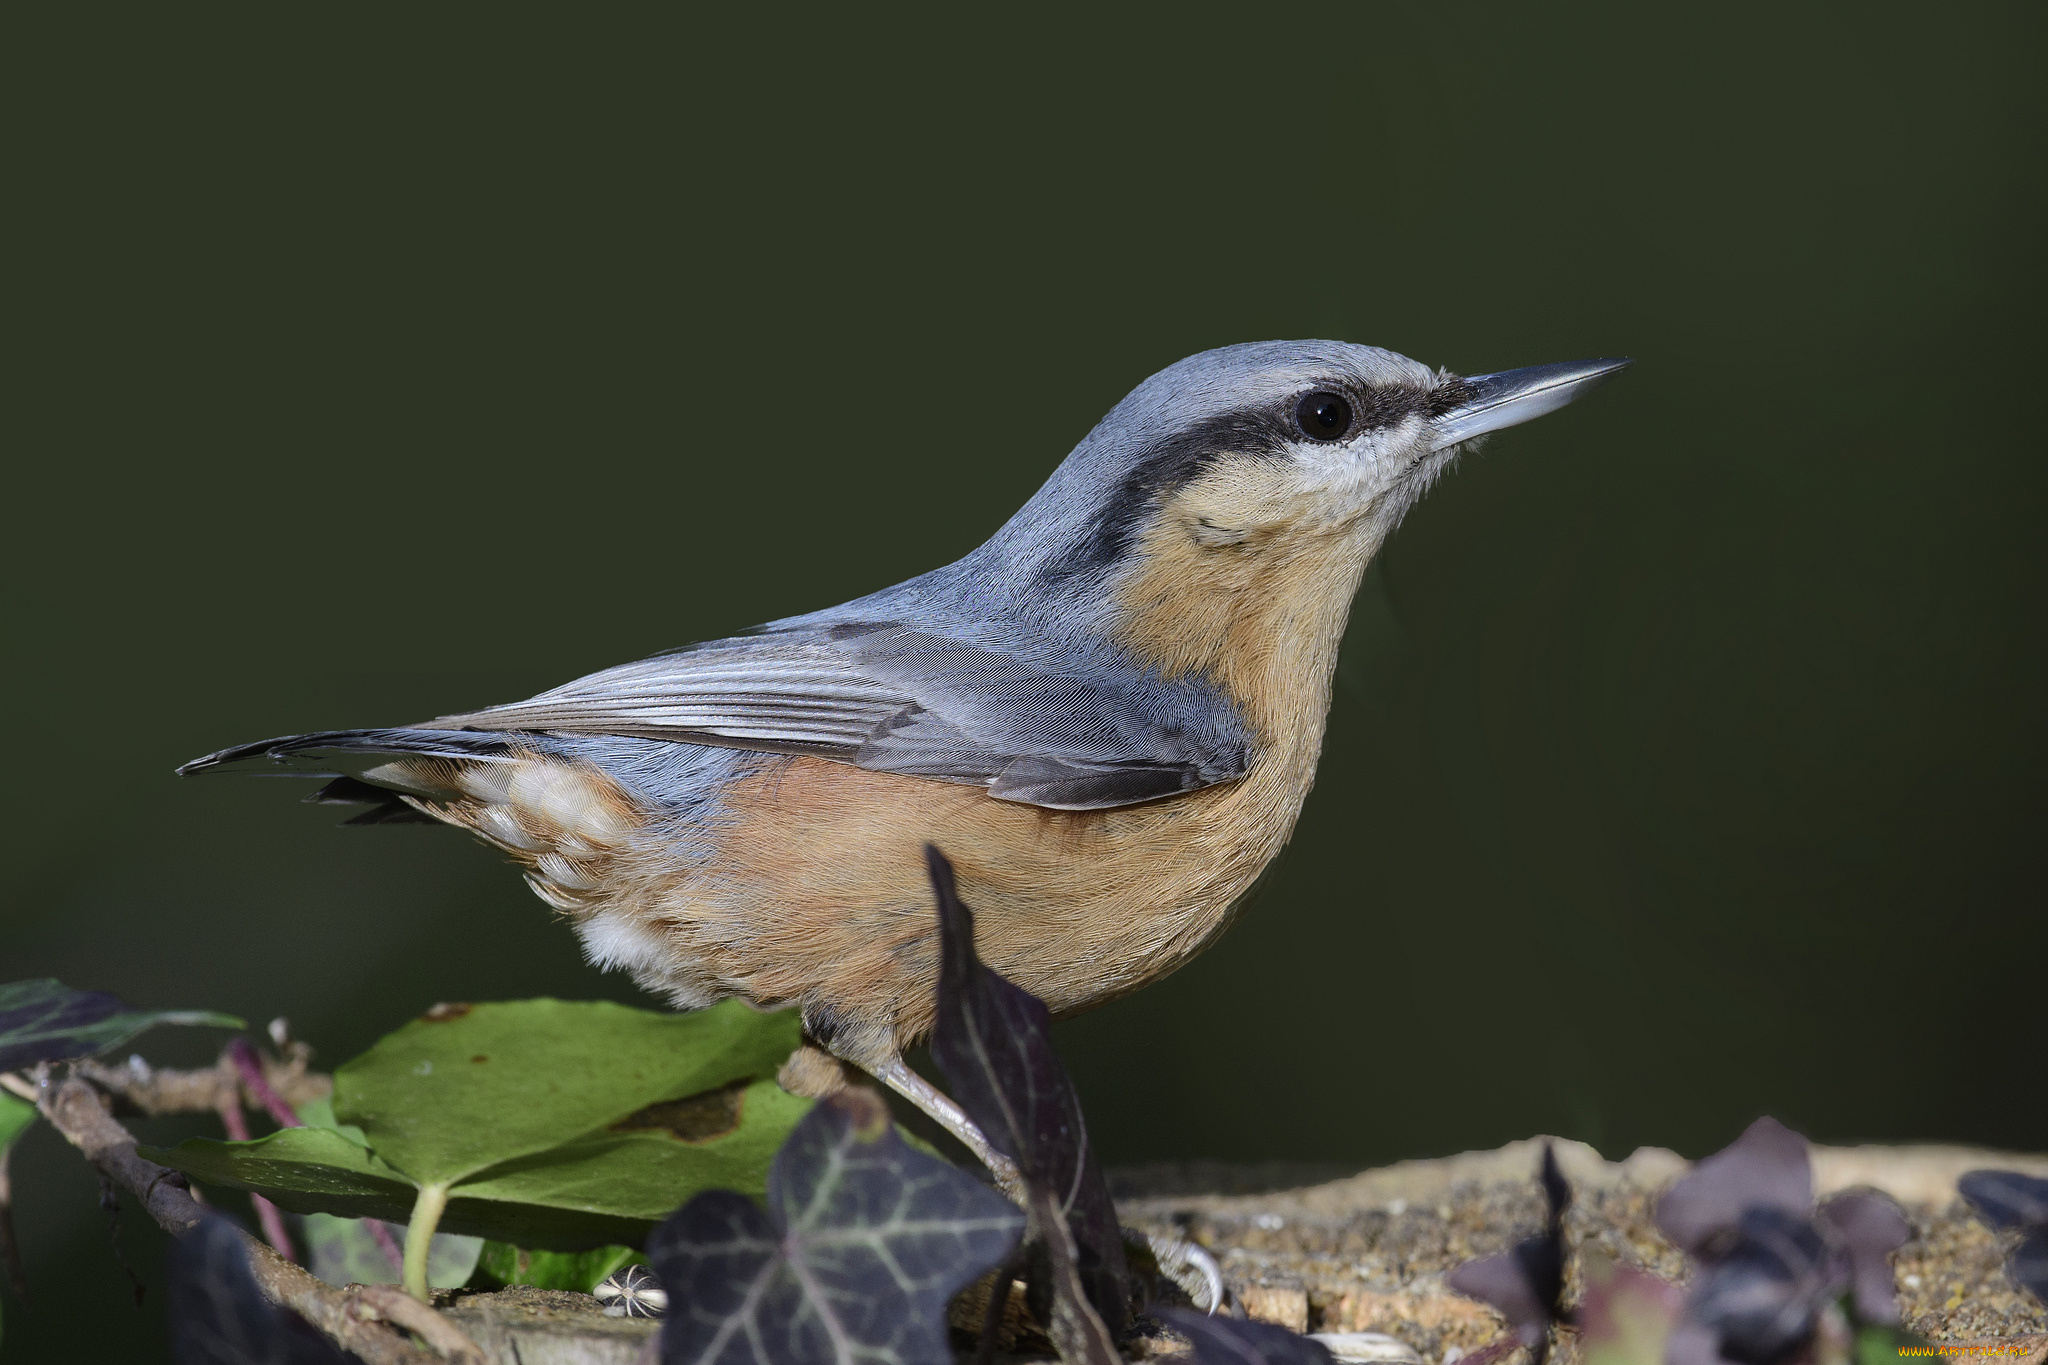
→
(180, 340, 1628, 1177)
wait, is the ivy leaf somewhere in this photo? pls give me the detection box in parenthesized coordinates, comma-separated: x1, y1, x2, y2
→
(144, 1000, 811, 1251)
(2013, 1231, 2048, 1305)
(1155, 1307, 1336, 1364)
(1958, 1169, 2048, 1231)
(649, 1086, 1023, 1365)
(167, 1211, 348, 1364)
(0, 979, 240, 1073)
(924, 845, 1128, 1335)
(1958, 1170, 2048, 1304)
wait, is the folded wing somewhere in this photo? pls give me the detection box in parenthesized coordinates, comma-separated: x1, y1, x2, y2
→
(426, 623, 1249, 811)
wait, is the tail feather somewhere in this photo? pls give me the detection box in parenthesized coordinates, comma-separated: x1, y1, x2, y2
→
(176, 728, 522, 777)
(305, 775, 442, 826)
(177, 727, 531, 827)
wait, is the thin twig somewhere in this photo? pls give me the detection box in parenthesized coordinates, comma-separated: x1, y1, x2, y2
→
(350, 1285, 487, 1363)
(367, 1213, 407, 1276)
(32, 1073, 440, 1365)
(227, 1038, 305, 1129)
(71, 1045, 330, 1118)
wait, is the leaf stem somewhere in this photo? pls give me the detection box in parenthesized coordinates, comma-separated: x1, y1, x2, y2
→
(215, 1090, 296, 1262)
(401, 1182, 451, 1302)
(227, 1037, 305, 1129)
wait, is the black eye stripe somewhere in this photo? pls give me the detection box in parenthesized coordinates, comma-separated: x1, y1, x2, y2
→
(1039, 377, 1465, 585)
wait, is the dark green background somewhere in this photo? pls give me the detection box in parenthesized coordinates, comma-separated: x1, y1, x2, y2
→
(8, 5, 2044, 1358)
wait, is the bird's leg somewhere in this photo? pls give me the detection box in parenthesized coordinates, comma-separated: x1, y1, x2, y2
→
(870, 1057, 1025, 1201)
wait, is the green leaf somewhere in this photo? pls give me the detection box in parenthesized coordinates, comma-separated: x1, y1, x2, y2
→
(0, 1092, 36, 1152)
(0, 979, 241, 1073)
(144, 998, 813, 1251)
(303, 1213, 481, 1290)
(454, 1079, 809, 1221)
(472, 1241, 643, 1293)
(139, 1126, 420, 1221)
(290, 1094, 369, 1148)
(140, 1124, 662, 1248)
(335, 998, 800, 1187)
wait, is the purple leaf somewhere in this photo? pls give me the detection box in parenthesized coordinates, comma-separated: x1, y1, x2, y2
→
(925, 845, 1129, 1333)
(2010, 1228, 2048, 1305)
(1449, 1253, 1549, 1345)
(1447, 1144, 1572, 1355)
(1958, 1171, 2048, 1306)
(1683, 1206, 1844, 1365)
(0, 978, 241, 1073)
(1655, 1118, 1812, 1256)
(648, 1087, 1023, 1365)
(1957, 1170, 2048, 1232)
(1815, 1191, 1909, 1324)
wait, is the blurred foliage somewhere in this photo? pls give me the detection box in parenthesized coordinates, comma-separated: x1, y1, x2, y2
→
(0, 980, 239, 1074)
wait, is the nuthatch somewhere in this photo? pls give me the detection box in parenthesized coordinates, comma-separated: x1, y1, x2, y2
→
(183, 341, 1628, 1176)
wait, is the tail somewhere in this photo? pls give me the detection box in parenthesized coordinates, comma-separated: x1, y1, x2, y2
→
(177, 728, 529, 826)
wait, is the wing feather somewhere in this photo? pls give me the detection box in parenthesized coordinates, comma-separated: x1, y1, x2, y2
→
(426, 625, 1249, 810)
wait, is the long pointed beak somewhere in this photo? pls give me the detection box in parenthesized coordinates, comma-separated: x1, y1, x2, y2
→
(1430, 357, 1632, 451)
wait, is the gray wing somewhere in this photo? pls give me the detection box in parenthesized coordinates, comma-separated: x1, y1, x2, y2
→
(430, 623, 1250, 811)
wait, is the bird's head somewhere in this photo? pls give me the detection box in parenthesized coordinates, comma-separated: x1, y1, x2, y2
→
(976, 341, 1629, 723)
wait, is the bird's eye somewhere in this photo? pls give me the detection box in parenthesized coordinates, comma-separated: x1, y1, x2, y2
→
(1295, 391, 1354, 441)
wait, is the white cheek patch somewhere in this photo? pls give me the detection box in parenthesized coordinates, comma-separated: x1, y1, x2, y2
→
(1285, 419, 1435, 528)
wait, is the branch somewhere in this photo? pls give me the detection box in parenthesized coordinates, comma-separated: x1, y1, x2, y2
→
(69, 1042, 330, 1118)
(32, 1072, 449, 1365)
(351, 1285, 487, 1364)
(61, 1042, 408, 1276)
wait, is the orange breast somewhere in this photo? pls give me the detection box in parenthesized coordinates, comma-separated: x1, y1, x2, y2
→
(693, 743, 1311, 1052)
